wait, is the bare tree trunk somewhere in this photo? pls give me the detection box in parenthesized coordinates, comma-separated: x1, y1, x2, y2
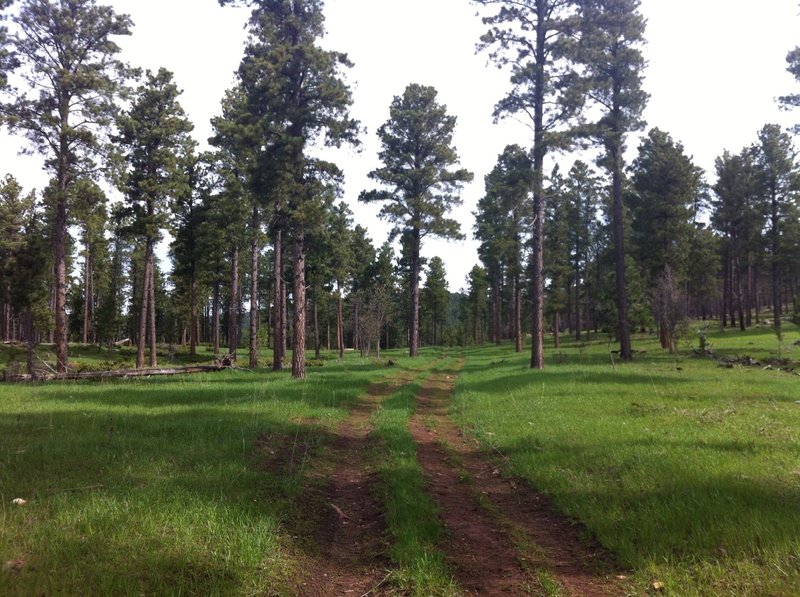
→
(82, 248, 91, 344)
(354, 300, 361, 356)
(147, 249, 157, 368)
(291, 234, 306, 379)
(273, 229, 284, 371)
(721, 245, 729, 328)
(336, 289, 344, 359)
(611, 136, 632, 361)
(514, 275, 522, 352)
(229, 245, 240, 362)
(492, 269, 501, 345)
(754, 268, 761, 324)
(745, 257, 753, 328)
(249, 209, 259, 369)
(282, 273, 288, 359)
(136, 242, 152, 369)
(54, 173, 69, 372)
(575, 262, 582, 341)
(213, 281, 221, 356)
(771, 202, 781, 332)
(736, 256, 746, 332)
(529, 1, 547, 369)
(313, 289, 320, 359)
(189, 273, 198, 356)
(410, 229, 421, 357)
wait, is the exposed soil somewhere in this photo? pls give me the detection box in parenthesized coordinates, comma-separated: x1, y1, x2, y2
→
(257, 365, 626, 596)
(408, 363, 626, 596)
(258, 373, 417, 596)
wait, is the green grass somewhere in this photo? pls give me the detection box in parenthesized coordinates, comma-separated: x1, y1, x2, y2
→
(3, 329, 799, 595)
(0, 350, 392, 595)
(453, 323, 800, 596)
(371, 359, 459, 596)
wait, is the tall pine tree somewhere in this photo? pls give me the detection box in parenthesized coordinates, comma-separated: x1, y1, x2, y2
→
(3, 0, 131, 371)
(360, 83, 472, 357)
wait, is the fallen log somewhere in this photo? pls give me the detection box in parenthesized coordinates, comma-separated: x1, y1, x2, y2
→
(3, 364, 228, 383)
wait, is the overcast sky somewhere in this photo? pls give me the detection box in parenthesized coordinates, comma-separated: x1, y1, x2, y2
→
(1, 0, 798, 291)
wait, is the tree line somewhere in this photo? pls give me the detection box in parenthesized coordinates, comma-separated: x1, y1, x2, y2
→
(1, 0, 799, 380)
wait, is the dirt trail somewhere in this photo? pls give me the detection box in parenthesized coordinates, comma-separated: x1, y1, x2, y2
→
(292, 373, 418, 596)
(409, 364, 625, 596)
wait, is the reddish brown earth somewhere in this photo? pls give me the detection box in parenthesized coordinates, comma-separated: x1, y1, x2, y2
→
(286, 374, 418, 596)
(409, 363, 626, 597)
(257, 365, 625, 596)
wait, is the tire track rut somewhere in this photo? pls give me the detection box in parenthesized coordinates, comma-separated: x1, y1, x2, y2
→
(409, 364, 625, 596)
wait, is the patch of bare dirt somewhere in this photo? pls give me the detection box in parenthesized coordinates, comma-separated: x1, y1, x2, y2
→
(410, 364, 626, 597)
(295, 391, 390, 597)
(259, 374, 418, 596)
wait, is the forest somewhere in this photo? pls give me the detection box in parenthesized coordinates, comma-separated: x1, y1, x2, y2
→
(3, 2, 800, 596)
(0, 0, 798, 380)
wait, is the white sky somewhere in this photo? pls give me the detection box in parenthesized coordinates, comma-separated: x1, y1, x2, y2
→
(1, 0, 798, 291)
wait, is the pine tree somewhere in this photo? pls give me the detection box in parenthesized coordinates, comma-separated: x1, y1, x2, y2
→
(712, 149, 763, 329)
(70, 179, 109, 345)
(629, 128, 702, 349)
(475, 144, 533, 351)
(0, 0, 16, 89)
(360, 83, 472, 357)
(3, 0, 132, 371)
(465, 265, 489, 345)
(225, 0, 360, 379)
(544, 167, 571, 348)
(476, 0, 586, 368)
(0, 174, 35, 342)
(576, 0, 649, 360)
(754, 124, 799, 333)
(422, 256, 449, 347)
(780, 46, 800, 132)
(564, 161, 602, 339)
(116, 68, 194, 368)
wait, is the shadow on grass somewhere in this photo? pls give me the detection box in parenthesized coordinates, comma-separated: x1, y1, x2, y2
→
(492, 434, 800, 566)
(459, 368, 693, 395)
(0, 401, 348, 594)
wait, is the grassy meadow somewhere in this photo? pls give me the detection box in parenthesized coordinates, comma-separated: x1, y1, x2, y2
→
(0, 348, 399, 595)
(454, 322, 800, 596)
(0, 321, 798, 596)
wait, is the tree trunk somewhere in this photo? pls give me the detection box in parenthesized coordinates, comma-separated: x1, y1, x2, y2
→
(736, 256, 746, 332)
(82, 248, 91, 344)
(410, 228, 421, 357)
(529, 0, 547, 370)
(273, 229, 284, 371)
(492, 269, 501, 345)
(136, 241, 152, 369)
(514, 275, 522, 353)
(52, 103, 72, 372)
(771, 198, 781, 332)
(336, 289, 344, 359)
(754, 268, 761, 324)
(229, 245, 240, 362)
(575, 261, 582, 341)
(291, 234, 306, 379)
(147, 247, 157, 368)
(54, 171, 69, 372)
(354, 300, 361, 355)
(313, 289, 320, 359)
(249, 208, 259, 369)
(213, 281, 221, 356)
(189, 273, 198, 356)
(611, 130, 632, 361)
